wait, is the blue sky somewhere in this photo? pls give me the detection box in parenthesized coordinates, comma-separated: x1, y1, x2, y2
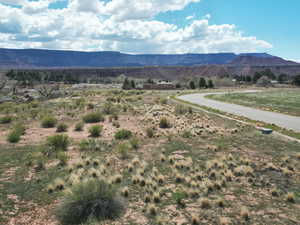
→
(0, 0, 299, 61)
(156, 0, 300, 60)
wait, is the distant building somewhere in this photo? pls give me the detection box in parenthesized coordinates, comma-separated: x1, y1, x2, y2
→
(143, 80, 176, 90)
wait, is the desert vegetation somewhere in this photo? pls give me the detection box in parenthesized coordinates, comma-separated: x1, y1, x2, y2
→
(0, 88, 299, 225)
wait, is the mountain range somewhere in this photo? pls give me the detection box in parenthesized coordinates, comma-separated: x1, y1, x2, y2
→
(0, 48, 298, 68)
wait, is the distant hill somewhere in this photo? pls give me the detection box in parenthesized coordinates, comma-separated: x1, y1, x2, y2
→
(230, 55, 298, 66)
(0, 48, 297, 68)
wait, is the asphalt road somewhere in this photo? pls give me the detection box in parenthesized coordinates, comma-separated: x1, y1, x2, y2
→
(178, 91, 300, 133)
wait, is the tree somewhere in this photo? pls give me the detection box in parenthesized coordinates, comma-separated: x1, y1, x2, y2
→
(277, 73, 288, 84)
(293, 75, 300, 86)
(122, 78, 131, 90)
(146, 78, 154, 84)
(37, 84, 60, 99)
(189, 81, 196, 89)
(130, 80, 136, 89)
(253, 72, 262, 83)
(208, 80, 214, 88)
(256, 76, 272, 87)
(198, 78, 207, 89)
(175, 83, 181, 89)
(246, 76, 252, 83)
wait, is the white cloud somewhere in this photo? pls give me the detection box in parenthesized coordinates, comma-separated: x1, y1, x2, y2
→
(0, 0, 273, 54)
(204, 14, 211, 19)
(0, 0, 25, 5)
(186, 15, 195, 20)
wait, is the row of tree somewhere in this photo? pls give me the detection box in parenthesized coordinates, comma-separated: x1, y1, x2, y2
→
(234, 69, 292, 84)
(189, 78, 214, 89)
(122, 78, 136, 90)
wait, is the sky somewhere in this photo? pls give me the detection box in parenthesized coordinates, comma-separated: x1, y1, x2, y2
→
(0, 0, 299, 61)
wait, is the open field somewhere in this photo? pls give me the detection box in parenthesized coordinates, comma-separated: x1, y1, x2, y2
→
(207, 89, 300, 117)
(1, 89, 300, 225)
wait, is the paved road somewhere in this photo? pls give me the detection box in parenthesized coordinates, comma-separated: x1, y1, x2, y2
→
(178, 91, 300, 132)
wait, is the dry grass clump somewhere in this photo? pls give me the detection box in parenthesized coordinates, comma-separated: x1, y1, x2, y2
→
(285, 192, 296, 203)
(271, 188, 280, 197)
(240, 206, 250, 220)
(153, 192, 161, 203)
(144, 194, 151, 203)
(191, 214, 200, 225)
(216, 198, 225, 207)
(219, 217, 230, 225)
(121, 187, 129, 197)
(147, 204, 157, 216)
(199, 197, 210, 209)
(53, 178, 65, 191)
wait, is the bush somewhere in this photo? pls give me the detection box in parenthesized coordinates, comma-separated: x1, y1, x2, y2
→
(7, 130, 21, 143)
(0, 115, 13, 124)
(13, 122, 26, 135)
(116, 142, 131, 159)
(74, 122, 84, 132)
(46, 135, 69, 152)
(41, 115, 57, 128)
(83, 112, 105, 123)
(56, 123, 68, 133)
(102, 102, 115, 115)
(159, 117, 171, 129)
(55, 179, 124, 225)
(89, 125, 103, 137)
(130, 137, 139, 150)
(57, 152, 69, 166)
(79, 139, 108, 152)
(115, 129, 132, 140)
(160, 98, 168, 105)
(174, 105, 188, 115)
(146, 127, 155, 138)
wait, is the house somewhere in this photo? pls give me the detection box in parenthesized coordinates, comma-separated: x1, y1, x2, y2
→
(143, 80, 176, 90)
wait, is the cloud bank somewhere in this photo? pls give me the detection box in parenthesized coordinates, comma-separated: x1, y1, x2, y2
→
(0, 0, 272, 53)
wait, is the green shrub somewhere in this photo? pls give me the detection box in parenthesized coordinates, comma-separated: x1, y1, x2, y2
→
(115, 129, 132, 140)
(57, 152, 69, 166)
(13, 122, 26, 135)
(146, 127, 155, 138)
(83, 112, 105, 123)
(102, 102, 115, 115)
(74, 122, 84, 131)
(159, 117, 171, 129)
(174, 105, 188, 115)
(116, 142, 131, 159)
(7, 130, 21, 143)
(182, 130, 192, 138)
(172, 190, 187, 207)
(130, 137, 139, 150)
(0, 115, 13, 124)
(55, 179, 124, 225)
(46, 135, 69, 152)
(160, 98, 168, 105)
(89, 125, 103, 137)
(56, 123, 68, 133)
(79, 139, 108, 152)
(41, 115, 57, 128)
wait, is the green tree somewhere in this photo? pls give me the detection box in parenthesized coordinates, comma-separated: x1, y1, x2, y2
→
(130, 80, 136, 89)
(189, 81, 196, 89)
(122, 78, 131, 90)
(198, 78, 207, 89)
(246, 76, 252, 83)
(253, 72, 262, 83)
(293, 75, 300, 86)
(277, 74, 288, 84)
(208, 80, 214, 88)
